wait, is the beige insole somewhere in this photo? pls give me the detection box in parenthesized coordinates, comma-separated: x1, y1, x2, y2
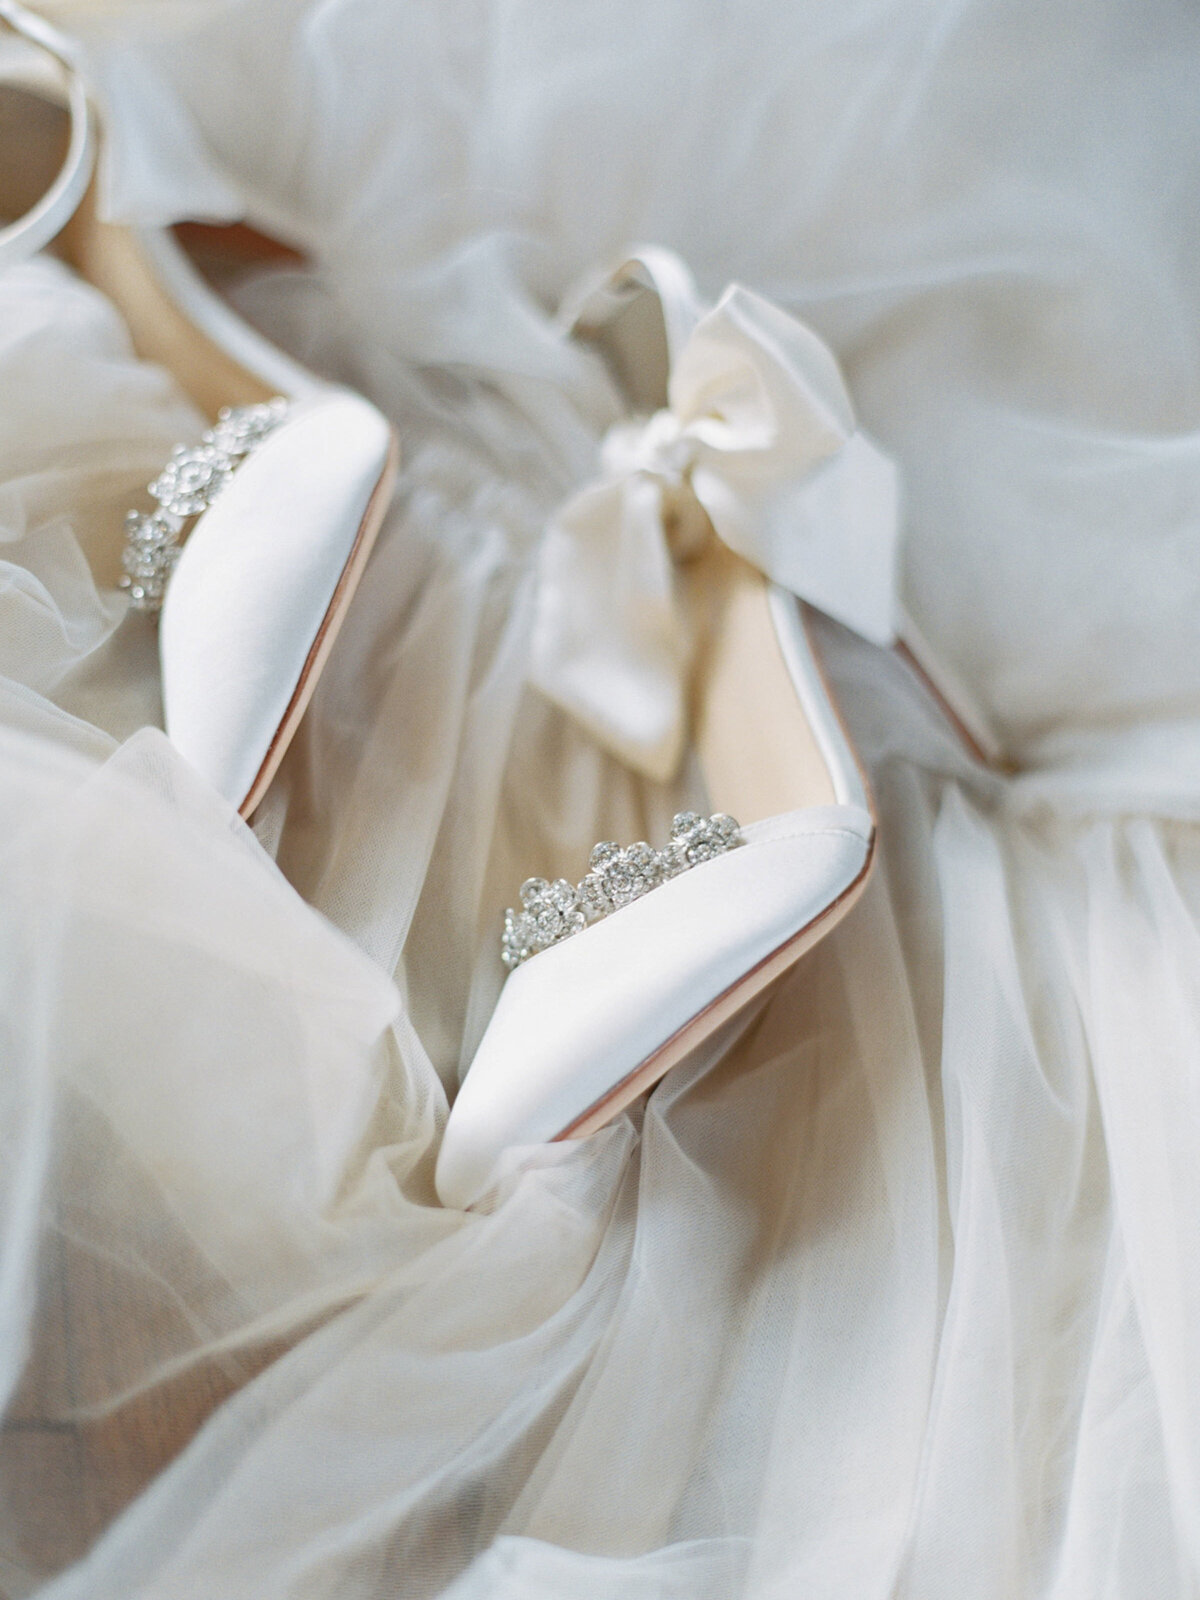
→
(60, 186, 276, 418)
(691, 540, 836, 824)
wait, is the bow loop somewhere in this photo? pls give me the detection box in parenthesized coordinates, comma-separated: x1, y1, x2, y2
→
(531, 257, 901, 781)
(671, 285, 856, 449)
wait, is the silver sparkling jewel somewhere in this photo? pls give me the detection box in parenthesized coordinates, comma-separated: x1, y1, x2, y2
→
(149, 443, 233, 519)
(119, 399, 289, 615)
(500, 812, 741, 969)
(206, 396, 289, 458)
(501, 877, 587, 969)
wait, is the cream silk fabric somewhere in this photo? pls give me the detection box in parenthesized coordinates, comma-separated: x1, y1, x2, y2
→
(4, 1, 1200, 1597)
(530, 267, 899, 779)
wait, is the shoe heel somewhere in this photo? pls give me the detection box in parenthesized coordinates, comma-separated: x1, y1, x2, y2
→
(894, 604, 1008, 769)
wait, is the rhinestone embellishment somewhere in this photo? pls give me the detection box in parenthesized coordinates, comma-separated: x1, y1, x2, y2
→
(119, 398, 289, 614)
(148, 445, 233, 519)
(500, 811, 741, 969)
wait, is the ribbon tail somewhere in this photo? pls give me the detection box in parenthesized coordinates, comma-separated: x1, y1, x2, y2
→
(529, 476, 694, 782)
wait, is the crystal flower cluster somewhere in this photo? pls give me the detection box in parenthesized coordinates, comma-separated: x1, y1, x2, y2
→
(119, 398, 289, 613)
(500, 811, 741, 969)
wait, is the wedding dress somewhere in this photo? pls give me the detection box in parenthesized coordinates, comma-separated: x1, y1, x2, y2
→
(2, 0, 1200, 1596)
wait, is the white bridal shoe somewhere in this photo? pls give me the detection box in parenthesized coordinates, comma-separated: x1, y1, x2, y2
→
(435, 247, 1000, 1208)
(0, 1, 397, 816)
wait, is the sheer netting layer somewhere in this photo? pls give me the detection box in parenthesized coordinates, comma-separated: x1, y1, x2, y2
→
(2, 0, 1200, 1595)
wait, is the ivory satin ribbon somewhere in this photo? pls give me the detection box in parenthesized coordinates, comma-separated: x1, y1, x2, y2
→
(529, 254, 901, 782)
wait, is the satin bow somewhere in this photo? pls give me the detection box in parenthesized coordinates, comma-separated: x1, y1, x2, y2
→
(530, 270, 901, 782)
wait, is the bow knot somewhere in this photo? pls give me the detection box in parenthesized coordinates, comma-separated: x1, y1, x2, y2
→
(602, 408, 692, 484)
(531, 266, 901, 782)
(599, 410, 715, 563)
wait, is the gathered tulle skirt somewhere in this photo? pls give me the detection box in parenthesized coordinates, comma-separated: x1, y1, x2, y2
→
(2, 0, 1200, 1593)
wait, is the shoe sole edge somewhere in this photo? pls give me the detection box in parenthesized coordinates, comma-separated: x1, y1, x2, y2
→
(555, 822, 877, 1142)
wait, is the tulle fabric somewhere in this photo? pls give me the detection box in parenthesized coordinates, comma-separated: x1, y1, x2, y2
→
(2, 0, 1200, 1593)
